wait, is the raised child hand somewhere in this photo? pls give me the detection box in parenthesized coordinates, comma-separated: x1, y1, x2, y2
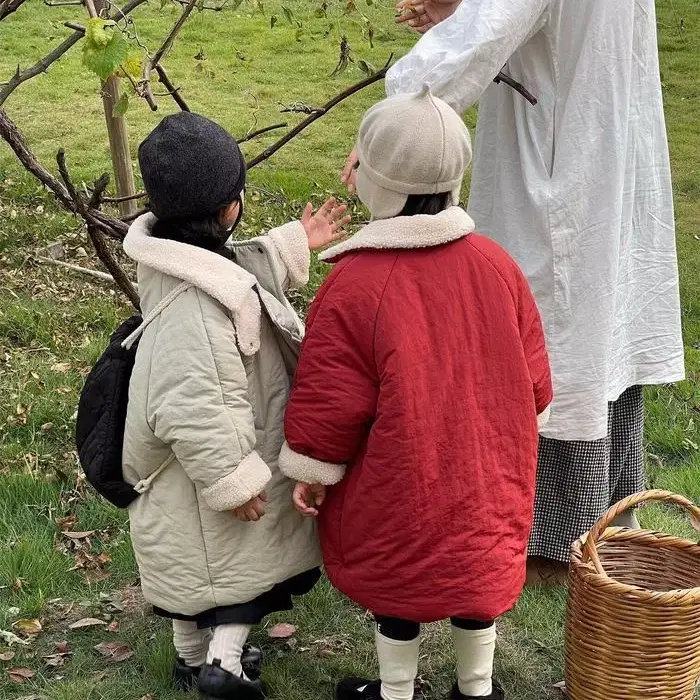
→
(302, 197, 351, 251)
(293, 482, 327, 517)
(233, 491, 267, 522)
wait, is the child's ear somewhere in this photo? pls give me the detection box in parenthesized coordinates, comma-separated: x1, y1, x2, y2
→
(219, 200, 240, 227)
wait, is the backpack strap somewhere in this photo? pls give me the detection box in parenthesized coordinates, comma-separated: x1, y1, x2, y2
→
(122, 281, 192, 350)
(133, 452, 177, 495)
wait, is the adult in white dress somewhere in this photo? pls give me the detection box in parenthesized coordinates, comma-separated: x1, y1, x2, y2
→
(343, 0, 685, 579)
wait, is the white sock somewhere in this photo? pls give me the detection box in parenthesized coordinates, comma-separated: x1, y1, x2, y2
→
(375, 628, 419, 700)
(452, 624, 496, 697)
(611, 510, 640, 529)
(172, 620, 212, 668)
(207, 623, 252, 677)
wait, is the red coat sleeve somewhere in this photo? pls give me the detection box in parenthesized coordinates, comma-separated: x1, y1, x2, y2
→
(516, 273, 553, 419)
(280, 256, 384, 485)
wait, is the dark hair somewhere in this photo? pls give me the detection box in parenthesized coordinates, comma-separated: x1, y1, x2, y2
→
(399, 192, 452, 217)
(151, 210, 230, 252)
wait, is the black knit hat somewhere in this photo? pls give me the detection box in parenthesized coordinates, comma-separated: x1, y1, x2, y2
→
(138, 112, 246, 221)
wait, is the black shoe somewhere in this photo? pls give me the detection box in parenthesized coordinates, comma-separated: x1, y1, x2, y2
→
(241, 644, 263, 681)
(336, 678, 416, 700)
(449, 679, 505, 699)
(199, 659, 266, 700)
(174, 656, 201, 691)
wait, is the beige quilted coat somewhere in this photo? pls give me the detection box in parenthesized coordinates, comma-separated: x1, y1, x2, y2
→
(121, 213, 321, 617)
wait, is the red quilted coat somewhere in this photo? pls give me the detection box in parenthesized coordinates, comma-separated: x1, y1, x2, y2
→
(280, 208, 552, 622)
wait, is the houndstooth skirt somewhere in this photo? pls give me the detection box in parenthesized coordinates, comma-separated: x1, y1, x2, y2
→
(528, 386, 645, 563)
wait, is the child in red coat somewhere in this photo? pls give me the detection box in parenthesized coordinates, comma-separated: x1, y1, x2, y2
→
(279, 88, 552, 700)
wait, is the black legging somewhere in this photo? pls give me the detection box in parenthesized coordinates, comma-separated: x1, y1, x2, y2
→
(375, 615, 495, 641)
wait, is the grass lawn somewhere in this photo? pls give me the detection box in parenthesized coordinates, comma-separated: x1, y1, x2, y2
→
(1, 0, 699, 698)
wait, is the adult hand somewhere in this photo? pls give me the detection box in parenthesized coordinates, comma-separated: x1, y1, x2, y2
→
(293, 482, 327, 517)
(233, 491, 267, 522)
(301, 197, 351, 251)
(395, 0, 461, 33)
(341, 148, 359, 192)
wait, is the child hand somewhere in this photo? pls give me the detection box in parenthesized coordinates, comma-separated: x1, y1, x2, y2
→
(293, 482, 327, 517)
(233, 491, 267, 522)
(301, 197, 351, 251)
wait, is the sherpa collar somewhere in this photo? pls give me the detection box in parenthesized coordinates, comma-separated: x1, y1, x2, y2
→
(123, 213, 262, 355)
(319, 207, 475, 262)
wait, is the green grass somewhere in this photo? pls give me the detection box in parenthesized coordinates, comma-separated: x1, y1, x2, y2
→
(1, 0, 700, 698)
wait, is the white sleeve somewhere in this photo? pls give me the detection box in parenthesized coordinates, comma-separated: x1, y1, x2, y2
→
(385, 0, 550, 113)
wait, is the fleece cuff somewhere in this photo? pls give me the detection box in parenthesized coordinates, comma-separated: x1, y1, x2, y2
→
(279, 441, 346, 486)
(201, 451, 272, 511)
(266, 221, 310, 289)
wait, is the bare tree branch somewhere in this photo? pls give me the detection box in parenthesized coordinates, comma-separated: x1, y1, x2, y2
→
(0, 0, 28, 20)
(0, 0, 149, 106)
(155, 64, 190, 111)
(0, 108, 128, 242)
(247, 56, 393, 169)
(494, 69, 537, 106)
(238, 123, 288, 144)
(140, 0, 198, 110)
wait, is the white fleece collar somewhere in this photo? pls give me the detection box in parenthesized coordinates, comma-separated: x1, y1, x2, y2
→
(124, 213, 262, 356)
(319, 207, 475, 262)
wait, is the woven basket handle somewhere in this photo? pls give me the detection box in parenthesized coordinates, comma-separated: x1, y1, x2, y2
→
(581, 489, 700, 576)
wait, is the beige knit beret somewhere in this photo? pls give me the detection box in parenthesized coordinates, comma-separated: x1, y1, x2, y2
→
(355, 86, 472, 220)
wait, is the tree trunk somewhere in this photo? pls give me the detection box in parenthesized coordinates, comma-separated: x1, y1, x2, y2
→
(92, 0, 137, 217)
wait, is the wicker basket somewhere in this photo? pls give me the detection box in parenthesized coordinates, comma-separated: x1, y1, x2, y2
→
(566, 490, 700, 700)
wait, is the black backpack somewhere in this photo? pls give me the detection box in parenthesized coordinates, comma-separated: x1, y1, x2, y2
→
(75, 282, 190, 508)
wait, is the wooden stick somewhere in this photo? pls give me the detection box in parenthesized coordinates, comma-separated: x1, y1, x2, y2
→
(35, 256, 135, 286)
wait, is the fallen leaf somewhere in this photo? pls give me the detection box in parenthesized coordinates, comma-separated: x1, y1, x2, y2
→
(62, 531, 95, 540)
(43, 653, 68, 667)
(57, 514, 77, 531)
(12, 619, 42, 638)
(107, 621, 120, 633)
(16, 695, 43, 700)
(50, 362, 72, 373)
(95, 553, 112, 566)
(137, 696, 154, 700)
(8, 667, 35, 683)
(268, 622, 297, 639)
(54, 642, 70, 654)
(69, 618, 107, 630)
(552, 680, 567, 696)
(41, 423, 53, 432)
(0, 651, 15, 662)
(13, 578, 26, 591)
(0, 630, 30, 647)
(94, 641, 134, 662)
(91, 670, 108, 682)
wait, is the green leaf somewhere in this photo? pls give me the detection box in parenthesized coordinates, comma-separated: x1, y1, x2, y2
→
(160, 0, 169, 8)
(270, 14, 278, 28)
(85, 18, 116, 48)
(120, 52, 143, 81)
(281, 5, 294, 24)
(112, 92, 129, 117)
(82, 23, 129, 81)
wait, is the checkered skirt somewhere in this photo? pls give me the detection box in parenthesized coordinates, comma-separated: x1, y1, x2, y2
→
(528, 386, 645, 563)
